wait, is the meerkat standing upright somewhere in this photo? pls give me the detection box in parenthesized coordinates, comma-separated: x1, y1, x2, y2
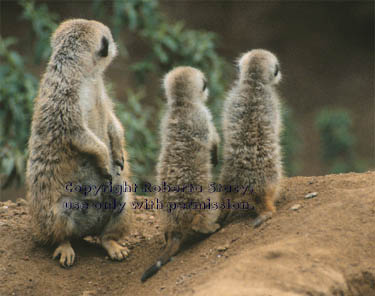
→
(141, 66, 221, 282)
(219, 49, 283, 227)
(26, 19, 133, 267)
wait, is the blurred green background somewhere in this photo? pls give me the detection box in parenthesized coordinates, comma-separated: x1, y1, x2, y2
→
(0, 0, 374, 201)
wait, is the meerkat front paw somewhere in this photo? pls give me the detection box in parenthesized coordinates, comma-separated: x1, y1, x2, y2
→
(100, 165, 113, 182)
(53, 241, 75, 267)
(114, 156, 124, 176)
(101, 239, 129, 261)
(114, 156, 124, 171)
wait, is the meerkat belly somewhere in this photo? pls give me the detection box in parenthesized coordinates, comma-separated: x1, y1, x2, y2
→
(61, 167, 126, 237)
(66, 81, 117, 235)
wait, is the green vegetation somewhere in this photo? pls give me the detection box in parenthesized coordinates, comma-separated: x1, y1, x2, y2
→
(0, 37, 37, 188)
(1, 0, 305, 190)
(19, 0, 59, 63)
(315, 108, 364, 174)
(281, 104, 301, 176)
(93, 0, 227, 186)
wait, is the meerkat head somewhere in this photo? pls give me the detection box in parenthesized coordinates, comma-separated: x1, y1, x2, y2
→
(163, 66, 208, 106)
(238, 49, 281, 85)
(51, 19, 117, 75)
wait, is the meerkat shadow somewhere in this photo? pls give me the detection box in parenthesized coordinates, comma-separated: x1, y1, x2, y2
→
(44, 237, 107, 262)
(73, 238, 108, 258)
(179, 231, 216, 253)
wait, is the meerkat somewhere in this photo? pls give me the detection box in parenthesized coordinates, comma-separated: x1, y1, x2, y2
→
(141, 66, 221, 282)
(219, 49, 283, 228)
(26, 19, 133, 267)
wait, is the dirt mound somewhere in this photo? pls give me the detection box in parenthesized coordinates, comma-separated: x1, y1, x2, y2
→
(0, 172, 374, 296)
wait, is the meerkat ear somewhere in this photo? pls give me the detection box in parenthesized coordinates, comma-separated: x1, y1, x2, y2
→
(202, 79, 207, 91)
(274, 64, 280, 77)
(98, 36, 109, 57)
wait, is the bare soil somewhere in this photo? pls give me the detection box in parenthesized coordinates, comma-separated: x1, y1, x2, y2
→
(0, 172, 374, 296)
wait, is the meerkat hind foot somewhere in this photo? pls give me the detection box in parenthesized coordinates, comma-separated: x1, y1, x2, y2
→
(252, 211, 273, 228)
(102, 239, 129, 261)
(53, 241, 75, 268)
(218, 209, 234, 226)
(192, 221, 220, 234)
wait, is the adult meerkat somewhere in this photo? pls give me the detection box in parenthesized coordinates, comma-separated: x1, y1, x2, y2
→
(141, 66, 220, 282)
(219, 49, 283, 227)
(26, 19, 132, 267)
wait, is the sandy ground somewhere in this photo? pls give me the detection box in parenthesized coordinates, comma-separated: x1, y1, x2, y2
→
(0, 172, 374, 296)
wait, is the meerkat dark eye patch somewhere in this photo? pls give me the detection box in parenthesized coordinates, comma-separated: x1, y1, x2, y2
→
(274, 64, 279, 76)
(202, 79, 207, 91)
(98, 36, 109, 57)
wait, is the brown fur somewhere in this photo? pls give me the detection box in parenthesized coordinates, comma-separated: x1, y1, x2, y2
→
(26, 19, 133, 267)
(141, 67, 220, 282)
(219, 49, 283, 227)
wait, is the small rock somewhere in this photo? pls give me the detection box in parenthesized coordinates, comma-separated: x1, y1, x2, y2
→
(304, 192, 318, 199)
(290, 204, 302, 211)
(217, 245, 229, 252)
(176, 276, 184, 285)
(81, 290, 97, 296)
(4, 201, 17, 209)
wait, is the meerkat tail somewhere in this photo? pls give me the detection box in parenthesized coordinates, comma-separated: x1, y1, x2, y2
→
(141, 234, 182, 282)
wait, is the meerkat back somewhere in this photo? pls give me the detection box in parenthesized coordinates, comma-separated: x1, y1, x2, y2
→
(219, 49, 283, 227)
(141, 66, 220, 282)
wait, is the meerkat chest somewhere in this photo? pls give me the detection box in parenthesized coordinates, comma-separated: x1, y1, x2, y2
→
(78, 79, 109, 140)
(78, 79, 106, 120)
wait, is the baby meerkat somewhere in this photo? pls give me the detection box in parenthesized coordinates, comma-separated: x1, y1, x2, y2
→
(141, 66, 221, 282)
(26, 19, 133, 267)
(219, 49, 283, 228)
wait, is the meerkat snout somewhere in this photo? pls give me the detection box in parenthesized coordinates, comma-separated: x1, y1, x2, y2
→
(164, 66, 209, 105)
(238, 49, 282, 85)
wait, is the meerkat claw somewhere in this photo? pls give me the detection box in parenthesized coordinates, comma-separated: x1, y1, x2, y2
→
(102, 240, 129, 261)
(115, 159, 124, 171)
(103, 173, 112, 182)
(53, 242, 75, 267)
